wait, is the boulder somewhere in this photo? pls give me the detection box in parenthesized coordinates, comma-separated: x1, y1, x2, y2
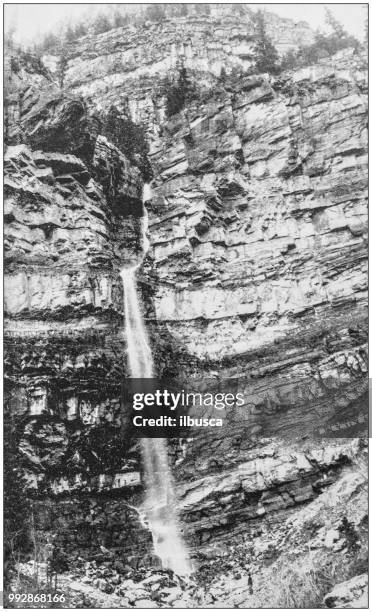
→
(324, 574, 368, 608)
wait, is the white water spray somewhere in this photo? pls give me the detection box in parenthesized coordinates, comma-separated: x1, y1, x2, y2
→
(121, 186, 191, 576)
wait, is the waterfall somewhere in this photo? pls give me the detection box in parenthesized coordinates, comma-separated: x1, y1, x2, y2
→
(121, 266, 153, 379)
(120, 186, 191, 576)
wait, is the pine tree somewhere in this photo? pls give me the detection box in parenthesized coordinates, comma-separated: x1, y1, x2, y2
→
(93, 13, 112, 34)
(178, 66, 191, 94)
(219, 66, 227, 81)
(196, 4, 211, 15)
(65, 23, 76, 43)
(113, 11, 129, 28)
(364, 16, 368, 44)
(252, 10, 279, 74)
(57, 51, 68, 89)
(231, 5, 246, 17)
(280, 48, 298, 71)
(325, 8, 360, 52)
(146, 4, 166, 22)
(41, 32, 59, 53)
(5, 25, 17, 51)
(102, 106, 152, 181)
(74, 22, 88, 38)
(325, 8, 347, 38)
(164, 65, 195, 117)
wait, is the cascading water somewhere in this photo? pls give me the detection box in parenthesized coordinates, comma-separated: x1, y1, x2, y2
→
(120, 185, 191, 576)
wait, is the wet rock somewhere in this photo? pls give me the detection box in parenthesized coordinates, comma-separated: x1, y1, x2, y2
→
(142, 574, 166, 586)
(96, 577, 114, 593)
(160, 586, 183, 604)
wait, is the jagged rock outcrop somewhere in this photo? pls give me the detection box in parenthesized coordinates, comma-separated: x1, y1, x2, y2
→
(146, 51, 367, 359)
(4, 7, 368, 606)
(43, 7, 314, 133)
(141, 50, 367, 556)
(324, 573, 368, 608)
(4, 53, 150, 565)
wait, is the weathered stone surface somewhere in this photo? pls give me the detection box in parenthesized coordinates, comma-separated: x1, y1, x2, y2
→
(59, 7, 313, 123)
(4, 54, 144, 501)
(4, 143, 129, 318)
(324, 573, 368, 608)
(146, 53, 367, 363)
(3, 7, 368, 608)
(93, 135, 143, 211)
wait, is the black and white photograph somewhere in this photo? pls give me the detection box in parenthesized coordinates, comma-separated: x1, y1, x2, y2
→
(3, 2, 369, 608)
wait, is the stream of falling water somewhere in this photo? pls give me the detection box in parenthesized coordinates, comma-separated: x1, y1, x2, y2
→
(120, 186, 191, 576)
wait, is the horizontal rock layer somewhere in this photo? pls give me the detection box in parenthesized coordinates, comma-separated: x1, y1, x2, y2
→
(4, 11, 368, 595)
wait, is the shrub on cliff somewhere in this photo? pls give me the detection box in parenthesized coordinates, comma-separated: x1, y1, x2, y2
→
(164, 66, 196, 117)
(102, 105, 152, 180)
(252, 10, 280, 74)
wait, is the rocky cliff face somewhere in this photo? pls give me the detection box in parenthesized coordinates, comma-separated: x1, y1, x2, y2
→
(4, 9, 368, 608)
(47, 7, 314, 129)
(4, 51, 150, 569)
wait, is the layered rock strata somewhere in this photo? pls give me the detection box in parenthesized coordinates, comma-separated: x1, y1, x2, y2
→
(4, 53, 149, 563)
(4, 10, 368, 594)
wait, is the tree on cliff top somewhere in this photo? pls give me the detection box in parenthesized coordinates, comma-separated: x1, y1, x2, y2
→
(195, 4, 211, 15)
(252, 10, 279, 74)
(281, 8, 361, 71)
(145, 4, 166, 22)
(169, 4, 188, 17)
(73, 22, 88, 38)
(323, 7, 360, 52)
(93, 13, 112, 34)
(325, 8, 347, 38)
(113, 11, 130, 28)
(65, 23, 76, 43)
